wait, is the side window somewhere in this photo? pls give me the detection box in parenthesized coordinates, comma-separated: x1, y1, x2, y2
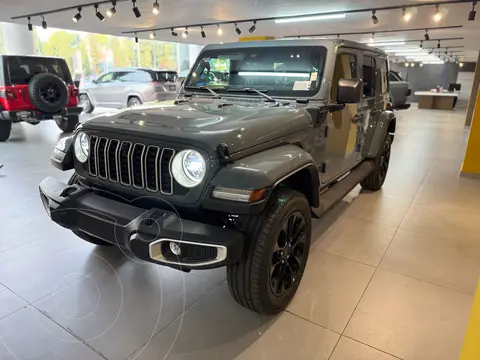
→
(132, 71, 153, 83)
(378, 59, 388, 94)
(330, 53, 358, 99)
(115, 71, 134, 82)
(362, 56, 376, 97)
(388, 72, 399, 82)
(97, 73, 113, 84)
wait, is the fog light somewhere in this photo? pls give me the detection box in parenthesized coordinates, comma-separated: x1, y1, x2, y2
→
(169, 242, 182, 256)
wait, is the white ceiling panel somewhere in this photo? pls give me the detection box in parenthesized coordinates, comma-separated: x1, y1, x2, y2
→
(0, 0, 478, 60)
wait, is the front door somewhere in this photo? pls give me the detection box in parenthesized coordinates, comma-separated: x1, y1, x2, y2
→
(320, 51, 363, 184)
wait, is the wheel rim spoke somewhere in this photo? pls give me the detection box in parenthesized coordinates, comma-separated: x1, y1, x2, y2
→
(270, 211, 307, 298)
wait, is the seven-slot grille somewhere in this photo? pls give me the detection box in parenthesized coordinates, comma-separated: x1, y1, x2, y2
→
(88, 136, 175, 195)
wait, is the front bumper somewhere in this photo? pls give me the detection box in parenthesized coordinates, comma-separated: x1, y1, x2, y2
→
(1, 106, 82, 122)
(39, 176, 245, 270)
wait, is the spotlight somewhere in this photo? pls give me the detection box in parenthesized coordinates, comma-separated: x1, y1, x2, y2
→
(445, 48, 448, 55)
(41, 16, 47, 29)
(460, 62, 464, 67)
(371, 10, 379, 24)
(369, 33, 375, 44)
(437, 40, 441, 49)
(402, 7, 412, 22)
(149, 31, 156, 39)
(433, 5, 442, 22)
(171, 28, 178, 36)
(134, 33, 138, 43)
(94, 4, 105, 22)
(424, 30, 430, 41)
(469, 1, 477, 21)
(183, 28, 188, 38)
(106, 0, 117, 17)
(152, 0, 160, 15)
(405, 62, 409, 67)
(419, 41, 423, 49)
(201, 26, 206, 38)
(420, 63, 424, 67)
(72, 7, 82, 23)
(249, 21, 257, 33)
(429, 48, 434, 54)
(27, 17, 33, 31)
(411, 63, 415, 68)
(132, 0, 141, 18)
(235, 23, 242, 35)
(217, 24, 223, 35)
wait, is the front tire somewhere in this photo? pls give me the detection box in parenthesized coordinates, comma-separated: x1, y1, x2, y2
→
(227, 188, 311, 314)
(361, 133, 392, 191)
(0, 121, 12, 142)
(79, 94, 94, 114)
(68, 174, 113, 247)
(56, 115, 79, 133)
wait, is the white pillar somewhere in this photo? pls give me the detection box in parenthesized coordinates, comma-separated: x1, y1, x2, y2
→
(1, 22, 35, 55)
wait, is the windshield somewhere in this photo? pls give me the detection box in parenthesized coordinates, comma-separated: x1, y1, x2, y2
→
(184, 46, 327, 98)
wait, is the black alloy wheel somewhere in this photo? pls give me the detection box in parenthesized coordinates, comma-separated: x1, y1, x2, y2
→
(40, 82, 61, 105)
(270, 212, 307, 297)
(379, 138, 391, 182)
(360, 133, 392, 191)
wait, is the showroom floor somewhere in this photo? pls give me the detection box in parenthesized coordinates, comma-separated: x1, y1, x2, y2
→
(0, 105, 478, 360)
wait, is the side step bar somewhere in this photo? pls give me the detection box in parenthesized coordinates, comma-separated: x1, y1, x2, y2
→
(312, 161, 375, 218)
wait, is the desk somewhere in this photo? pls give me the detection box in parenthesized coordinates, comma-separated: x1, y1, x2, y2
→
(415, 91, 458, 110)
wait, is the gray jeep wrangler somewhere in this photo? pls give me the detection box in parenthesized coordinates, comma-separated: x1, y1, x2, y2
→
(39, 39, 395, 314)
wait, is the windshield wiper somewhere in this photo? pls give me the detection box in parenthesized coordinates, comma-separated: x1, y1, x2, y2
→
(185, 85, 222, 99)
(227, 88, 279, 105)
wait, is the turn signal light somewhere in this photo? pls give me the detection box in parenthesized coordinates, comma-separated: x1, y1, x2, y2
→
(212, 187, 267, 203)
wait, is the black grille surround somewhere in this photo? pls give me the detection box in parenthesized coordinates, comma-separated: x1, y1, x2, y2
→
(86, 135, 179, 196)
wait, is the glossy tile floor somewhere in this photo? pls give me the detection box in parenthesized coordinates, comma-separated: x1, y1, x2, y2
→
(0, 105, 478, 360)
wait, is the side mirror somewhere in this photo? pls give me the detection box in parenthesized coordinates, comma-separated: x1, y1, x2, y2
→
(337, 78, 363, 104)
(91, 78, 97, 84)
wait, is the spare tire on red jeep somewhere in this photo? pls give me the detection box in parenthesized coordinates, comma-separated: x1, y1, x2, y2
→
(28, 73, 69, 114)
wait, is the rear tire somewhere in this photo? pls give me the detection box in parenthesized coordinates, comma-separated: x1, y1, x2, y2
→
(68, 174, 113, 247)
(127, 96, 142, 107)
(56, 115, 79, 133)
(0, 121, 12, 142)
(227, 188, 311, 314)
(361, 133, 392, 191)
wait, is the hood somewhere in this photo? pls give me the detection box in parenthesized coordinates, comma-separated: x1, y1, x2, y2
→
(83, 100, 313, 157)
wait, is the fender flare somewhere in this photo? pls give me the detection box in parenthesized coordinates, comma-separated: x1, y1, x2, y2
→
(208, 144, 320, 210)
(363, 111, 396, 159)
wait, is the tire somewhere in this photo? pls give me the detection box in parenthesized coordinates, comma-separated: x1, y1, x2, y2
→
(127, 96, 142, 107)
(227, 188, 312, 314)
(56, 115, 79, 133)
(28, 73, 69, 114)
(68, 174, 113, 246)
(79, 94, 94, 114)
(361, 133, 392, 191)
(0, 121, 12, 142)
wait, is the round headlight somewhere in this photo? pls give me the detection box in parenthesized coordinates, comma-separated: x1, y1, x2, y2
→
(171, 149, 206, 188)
(74, 131, 89, 163)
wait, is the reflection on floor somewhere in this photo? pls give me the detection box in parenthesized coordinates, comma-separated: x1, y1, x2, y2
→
(0, 105, 477, 360)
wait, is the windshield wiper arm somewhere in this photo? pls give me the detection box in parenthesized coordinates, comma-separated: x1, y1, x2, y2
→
(185, 85, 222, 99)
(227, 87, 278, 104)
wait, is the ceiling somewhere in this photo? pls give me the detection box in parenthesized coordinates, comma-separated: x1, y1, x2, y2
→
(0, 0, 478, 61)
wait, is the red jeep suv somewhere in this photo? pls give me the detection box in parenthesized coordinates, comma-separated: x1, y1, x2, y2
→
(0, 55, 82, 141)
